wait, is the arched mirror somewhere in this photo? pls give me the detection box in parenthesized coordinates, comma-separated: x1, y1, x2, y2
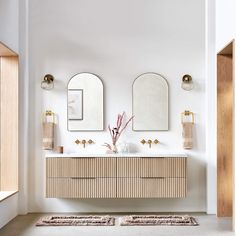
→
(67, 73, 104, 131)
(133, 73, 169, 131)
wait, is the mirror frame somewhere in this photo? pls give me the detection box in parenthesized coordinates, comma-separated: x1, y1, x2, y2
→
(132, 72, 169, 131)
(67, 72, 104, 131)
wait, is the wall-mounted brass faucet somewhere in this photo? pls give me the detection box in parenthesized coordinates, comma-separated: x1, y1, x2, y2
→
(75, 139, 94, 148)
(140, 139, 159, 148)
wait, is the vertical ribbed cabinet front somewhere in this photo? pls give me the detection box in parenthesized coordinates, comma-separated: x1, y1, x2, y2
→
(46, 157, 116, 198)
(116, 157, 187, 198)
(46, 156, 187, 198)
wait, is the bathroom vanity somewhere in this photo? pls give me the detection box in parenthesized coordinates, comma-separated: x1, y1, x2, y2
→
(45, 153, 187, 199)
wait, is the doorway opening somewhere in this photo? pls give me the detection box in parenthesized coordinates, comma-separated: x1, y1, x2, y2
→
(0, 41, 19, 201)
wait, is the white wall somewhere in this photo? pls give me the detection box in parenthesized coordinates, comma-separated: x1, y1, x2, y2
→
(0, 0, 19, 52)
(0, 195, 18, 229)
(206, 0, 216, 214)
(28, 0, 206, 212)
(18, 0, 29, 215)
(0, 0, 19, 227)
(216, 0, 236, 52)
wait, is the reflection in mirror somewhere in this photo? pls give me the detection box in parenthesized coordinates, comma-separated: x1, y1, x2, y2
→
(133, 73, 168, 131)
(67, 73, 104, 131)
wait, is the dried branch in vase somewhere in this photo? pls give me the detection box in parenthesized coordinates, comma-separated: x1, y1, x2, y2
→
(103, 112, 134, 153)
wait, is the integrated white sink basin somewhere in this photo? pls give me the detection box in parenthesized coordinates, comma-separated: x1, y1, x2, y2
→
(45, 152, 188, 158)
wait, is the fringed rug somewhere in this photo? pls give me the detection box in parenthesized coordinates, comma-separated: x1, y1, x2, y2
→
(36, 215, 115, 226)
(120, 215, 198, 226)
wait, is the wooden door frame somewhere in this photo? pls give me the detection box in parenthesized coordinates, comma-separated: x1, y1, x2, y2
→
(0, 41, 19, 194)
(217, 39, 235, 229)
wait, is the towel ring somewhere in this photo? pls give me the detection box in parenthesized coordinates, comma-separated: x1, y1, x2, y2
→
(42, 110, 55, 123)
(181, 110, 194, 124)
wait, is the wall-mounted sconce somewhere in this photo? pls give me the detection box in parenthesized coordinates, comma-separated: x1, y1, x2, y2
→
(41, 74, 54, 90)
(181, 74, 194, 91)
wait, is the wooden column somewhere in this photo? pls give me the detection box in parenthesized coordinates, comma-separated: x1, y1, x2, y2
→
(217, 42, 233, 217)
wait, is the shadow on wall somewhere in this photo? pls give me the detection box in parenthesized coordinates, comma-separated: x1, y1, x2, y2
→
(56, 198, 193, 213)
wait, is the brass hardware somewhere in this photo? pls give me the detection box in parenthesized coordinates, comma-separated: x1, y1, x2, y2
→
(181, 74, 194, 91)
(75, 139, 94, 148)
(81, 139, 86, 148)
(147, 140, 152, 148)
(42, 110, 55, 123)
(41, 74, 54, 90)
(44, 74, 54, 82)
(182, 74, 192, 83)
(181, 110, 194, 124)
(153, 139, 159, 144)
(185, 111, 190, 115)
(88, 139, 93, 144)
(45, 110, 53, 116)
(140, 139, 159, 148)
(75, 139, 80, 145)
(140, 139, 146, 145)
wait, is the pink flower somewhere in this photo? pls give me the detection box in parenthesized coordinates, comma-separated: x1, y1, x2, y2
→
(104, 112, 134, 149)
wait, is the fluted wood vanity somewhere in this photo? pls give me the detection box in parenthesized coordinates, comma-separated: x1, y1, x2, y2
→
(45, 154, 187, 198)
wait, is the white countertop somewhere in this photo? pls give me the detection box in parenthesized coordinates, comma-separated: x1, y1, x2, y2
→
(45, 152, 188, 158)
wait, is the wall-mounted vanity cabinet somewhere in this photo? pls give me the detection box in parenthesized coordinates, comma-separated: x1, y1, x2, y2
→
(45, 154, 187, 198)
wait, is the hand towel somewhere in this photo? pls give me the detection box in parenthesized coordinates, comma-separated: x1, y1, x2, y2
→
(182, 122, 193, 149)
(42, 122, 54, 150)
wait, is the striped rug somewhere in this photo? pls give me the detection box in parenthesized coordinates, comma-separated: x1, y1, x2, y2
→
(120, 215, 198, 226)
(36, 215, 115, 226)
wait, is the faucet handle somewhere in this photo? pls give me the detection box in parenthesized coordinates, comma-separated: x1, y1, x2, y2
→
(153, 139, 159, 144)
(141, 139, 146, 145)
(88, 139, 93, 144)
(75, 139, 80, 145)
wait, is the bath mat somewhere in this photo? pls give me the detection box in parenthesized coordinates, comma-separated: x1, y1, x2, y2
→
(36, 215, 115, 226)
(120, 215, 198, 226)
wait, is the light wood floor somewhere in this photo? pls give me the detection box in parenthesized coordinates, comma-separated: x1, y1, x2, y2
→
(0, 213, 234, 236)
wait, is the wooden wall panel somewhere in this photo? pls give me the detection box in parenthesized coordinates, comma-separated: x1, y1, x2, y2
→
(0, 56, 19, 191)
(217, 53, 233, 217)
